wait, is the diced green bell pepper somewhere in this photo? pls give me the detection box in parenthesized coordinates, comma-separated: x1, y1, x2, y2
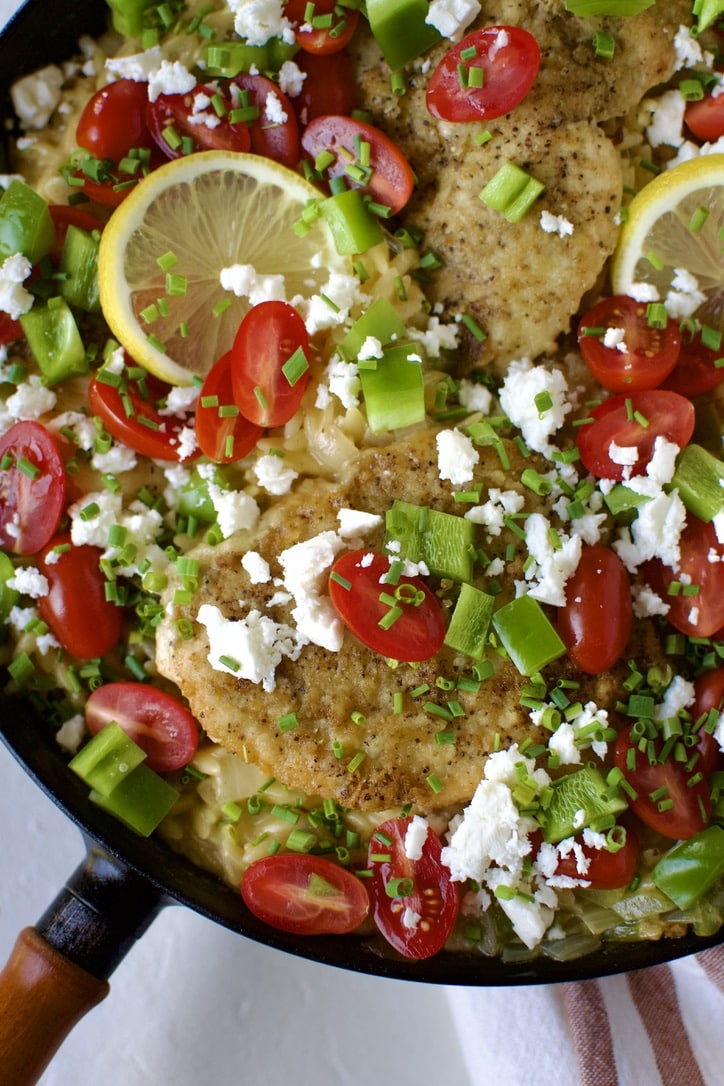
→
(20, 297, 88, 385)
(0, 179, 55, 265)
(366, 0, 442, 70)
(651, 825, 724, 910)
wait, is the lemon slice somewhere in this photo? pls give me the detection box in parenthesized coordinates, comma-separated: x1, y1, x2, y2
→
(98, 151, 349, 385)
(611, 154, 724, 331)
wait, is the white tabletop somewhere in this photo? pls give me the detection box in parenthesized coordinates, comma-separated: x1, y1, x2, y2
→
(0, 4, 474, 1082)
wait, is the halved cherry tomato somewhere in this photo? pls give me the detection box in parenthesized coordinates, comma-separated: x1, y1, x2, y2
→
(195, 351, 265, 463)
(85, 681, 199, 771)
(69, 171, 138, 208)
(0, 422, 66, 555)
(426, 26, 540, 123)
(147, 83, 251, 160)
(578, 295, 681, 392)
(643, 516, 724, 638)
(241, 853, 369, 935)
(557, 544, 632, 674)
(367, 817, 459, 960)
(576, 389, 695, 480)
(88, 369, 199, 462)
(230, 73, 300, 168)
(284, 0, 360, 54)
(0, 312, 23, 345)
(76, 78, 154, 161)
(292, 49, 357, 123)
(301, 114, 414, 214)
(546, 828, 639, 890)
(614, 722, 712, 840)
(328, 550, 446, 662)
(662, 329, 724, 397)
(38, 534, 123, 659)
(691, 668, 724, 775)
(230, 300, 311, 428)
(686, 93, 724, 143)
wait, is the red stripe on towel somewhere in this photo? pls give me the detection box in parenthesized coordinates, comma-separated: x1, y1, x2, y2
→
(627, 964, 705, 1086)
(563, 979, 618, 1086)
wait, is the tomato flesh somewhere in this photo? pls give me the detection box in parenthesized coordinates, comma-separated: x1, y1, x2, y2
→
(662, 329, 724, 397)
(557, 544, 632, 674)
(367, 817, 459, 960)
(576, 389, 695, 480)
(328, 550, 446, 662)
(284, 0, 360, 54)
(196, 351, 265, 463)
(88, 369, 199, 462)
(614, 723, 711, 840)
(230, 300, 311, 428)
(549, 828, 639, 890)
(301, 114, 415, 215)
(85, 681, 199, 771)
(578, 295, 681, 392)
(292, 49, 357, 123)
(147, 84, 251, 159)
(241, 853, 370, 935)
(76, 78, 154, 161)
(643, 516, 724, 638)
(426, 26, 540, 122)
(38, 534, 123, 659)
(686, 93, 724, 143)
(230, 73, 300, 168)
(0, 421, 66, 555)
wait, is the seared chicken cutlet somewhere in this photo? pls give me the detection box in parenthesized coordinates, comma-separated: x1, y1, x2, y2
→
(156, 427, 665, 811)
(350, 0, 690, 373)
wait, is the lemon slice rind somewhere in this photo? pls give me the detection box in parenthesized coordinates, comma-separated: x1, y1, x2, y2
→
(98, 150, 349, 386)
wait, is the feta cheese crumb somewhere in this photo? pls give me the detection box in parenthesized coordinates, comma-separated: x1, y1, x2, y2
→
(436, 428, 479, 486)
(11, 65, 63, 129)
(278, 530, 346, 650)
(7, 566, 49, 598)
(498, 358, 570, 457)
(147, 60, 196, 103)
(426, 0, 481, 41)
(0, 253, 33, 319)
(253, 453, 299, 495)
(540, 210, 574, 238)
(198, 604, 302, 692)
(404, 815, 429, 861)
(241, 550, 272, 583)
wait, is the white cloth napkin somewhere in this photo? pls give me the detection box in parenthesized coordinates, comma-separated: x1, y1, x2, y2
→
(444, 948, 724, 1085)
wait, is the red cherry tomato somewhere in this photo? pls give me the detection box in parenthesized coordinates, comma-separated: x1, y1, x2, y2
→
(230, 300, 311, 428)
(292, 49, 357, 123)
(241, 853, 369, 935)
(426, 26, 540, 123)
(88, 369, 199, 462)
(578, 295, 681, 392)
(328, 550, 446, 662)
(557, 544, 632, 674)
(147, 83, 251, 160)
(691, 668, 724, 775)
(76, 78, 154, 161)
(614, 723, 711, 840)
(85, 681, 199, 772)
(367, 817, 459, 960)
(548, 828, 639, 890)
(38, 534, 123, 659)
(195, 351, 265, 463)
(230, 73, 300, 168)
(0, 312, 23, 345)
(69, 172, 136, 208)
(662, 329, 724, 397)
(685, 93, 724, 143)
(0, 422, 66, 556)
(643, 516, 724, 638)
(284, 0, 360, 54)
(301, 114, 414, 214)
(576, 389, 695, 480)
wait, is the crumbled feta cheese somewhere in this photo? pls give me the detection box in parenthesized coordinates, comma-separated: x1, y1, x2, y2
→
(6, 375, 57, 421)
(408, 316, 459, 357)
(337, 508, 383, 538)
(401, 906, 422, 930)
(627, 282, 660, 303)
(7, 566, 49, 598)
(436, 428, 479, 486)
(241, 550, 272, 584)
(426, 0, 481, 42)
(198, 603, 302, 692)
(253, 453, 299, 495)
(521, 512, 582, 607)
(646, 89, 686, 148)
(11, 65, 63, 129)
(219, 262, 287, 304)
(613, 484, 686, 572)
(0, 253, 33, 319)
(608, 441, 639, 468)
(603, 326, 626, 352)
(674, 23, 710, 69)
(147, 60, 196, 103)
(105, 46, 164, 83)
(457, 379, 492, 414)
(654, 674, 695, 721)
(264, 90, 287, 124)
(465, 487, 525, 537)
(357, 336, 384, 362)
(325, 357, 361, 409)
(665, 267, 707, 319)
(540, 210, 574, 238)
(278, 530, 346, 650)
(632, 583, 670, 618)
(277, 60, 306, 97)
(229, 0, 295, 45)
(55, 713, 86, 754)
(404, 815, 429, 861)
(197, 462, 261, 537)
(91, 444, 138, 475)
(498, 358, 570, 456)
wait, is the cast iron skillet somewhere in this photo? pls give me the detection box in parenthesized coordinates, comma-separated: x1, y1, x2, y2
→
(0, 1, 723, 1080)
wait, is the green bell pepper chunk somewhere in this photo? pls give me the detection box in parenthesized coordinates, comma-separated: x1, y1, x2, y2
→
(541, 765, 628, 844)
(366, 0, 442, 70)
(20, 298, 88, 385)
(105, 0, 156, 37)
(651, 825, 724, 910)
(90, 763, 179, 836)
(59, 225, 101, 313)
(69, 721, 147, 797)
(492, 595, 567, 677)
(0, 179, 55, 266)
(178, 466, 232, 524)
(319, 189, 385, 255)
(0, 550, 19, 643)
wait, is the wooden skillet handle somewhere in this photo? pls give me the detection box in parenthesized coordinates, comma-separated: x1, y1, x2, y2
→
(0, 927, 109, 1085)
(0, 846, 165, 1084)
